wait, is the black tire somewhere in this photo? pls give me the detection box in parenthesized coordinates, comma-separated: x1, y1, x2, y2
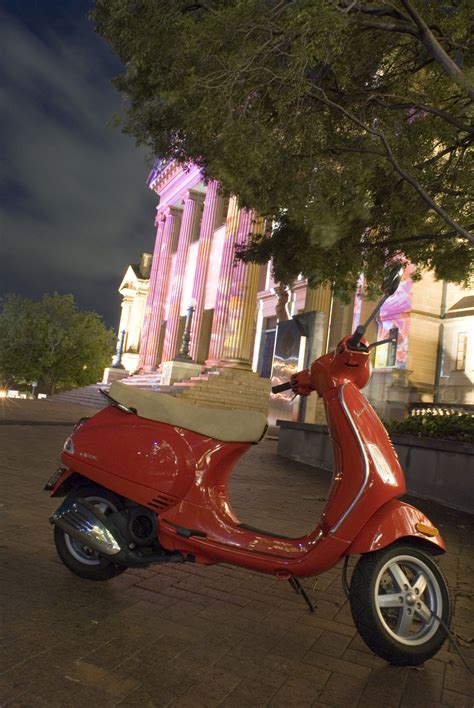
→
(349, 543, 451, 666)
(54, 486, 127, 581)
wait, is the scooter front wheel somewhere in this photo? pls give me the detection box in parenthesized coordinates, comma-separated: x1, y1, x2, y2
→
(54, 486, 127, 581)
(349, 543, 451, 665)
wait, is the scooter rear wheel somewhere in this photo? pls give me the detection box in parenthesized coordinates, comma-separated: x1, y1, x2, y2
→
(349, 543, 451, 665)
(54, 486, 127, 581)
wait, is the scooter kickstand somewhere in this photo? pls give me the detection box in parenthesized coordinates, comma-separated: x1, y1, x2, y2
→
(288, 577, 316, 613)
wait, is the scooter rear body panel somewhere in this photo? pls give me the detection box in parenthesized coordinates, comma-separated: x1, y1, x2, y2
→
(58, 406, 250, 516)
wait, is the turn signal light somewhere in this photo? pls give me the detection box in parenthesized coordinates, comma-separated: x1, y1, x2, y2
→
(415, 522, 439, 537)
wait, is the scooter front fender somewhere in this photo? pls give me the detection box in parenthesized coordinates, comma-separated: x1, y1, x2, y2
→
(45, 467, 80, 496)
(346, 499, 446, 556)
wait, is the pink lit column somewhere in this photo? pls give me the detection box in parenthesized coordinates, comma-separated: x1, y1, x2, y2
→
(205, 196, 241, 365)
(189, 180, 222, 361)
(143, 206, 183, 369)
(161, 191, 204, 362)
(220, 210, 260, 368)
(138, 212, 166, 370)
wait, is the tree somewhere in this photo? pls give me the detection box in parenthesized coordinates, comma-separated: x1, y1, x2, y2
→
(0, 294, 115, 394)
(93, 0, 473, 297)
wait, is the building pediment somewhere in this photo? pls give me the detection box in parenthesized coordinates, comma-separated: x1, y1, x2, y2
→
(118, 265, 150, 294)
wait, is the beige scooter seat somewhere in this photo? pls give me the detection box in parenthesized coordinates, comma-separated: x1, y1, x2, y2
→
(108, 382, 268, 443)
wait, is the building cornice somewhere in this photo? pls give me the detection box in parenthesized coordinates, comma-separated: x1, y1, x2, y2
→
(148, 160, 182, 192)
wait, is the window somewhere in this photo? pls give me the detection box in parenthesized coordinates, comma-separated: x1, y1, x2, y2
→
(455, 332, 468, 371)
(217, 196, 230, 228)
(387, 327, 399, 367)
(259, 317, 278, 378)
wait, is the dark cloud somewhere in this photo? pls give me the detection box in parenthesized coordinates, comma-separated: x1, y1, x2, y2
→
(0, 4, 157, 328)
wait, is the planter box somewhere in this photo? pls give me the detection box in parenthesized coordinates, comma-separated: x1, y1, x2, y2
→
(277, 420, 474, 514)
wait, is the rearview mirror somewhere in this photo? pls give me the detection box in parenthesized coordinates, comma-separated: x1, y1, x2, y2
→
(382, 265, 404, 297)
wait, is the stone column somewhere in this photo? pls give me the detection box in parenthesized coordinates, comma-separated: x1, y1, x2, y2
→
(205, 196, 241, 365)
(138, 213, 166, 370)
(161, 191, 204, 362)
(304, 283, 333, 353)
(220, 210, 261, 368)
(118, 297, 133, 342)
(142, 206, 183, 369)
(189, 180, 222, 361)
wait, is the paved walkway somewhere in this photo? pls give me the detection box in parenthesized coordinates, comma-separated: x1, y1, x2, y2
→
(1, 399, 473, 707)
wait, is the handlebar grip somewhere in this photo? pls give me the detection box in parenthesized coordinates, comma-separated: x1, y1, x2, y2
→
(347, 324, 366, 350)
(272, 382, 292, 394)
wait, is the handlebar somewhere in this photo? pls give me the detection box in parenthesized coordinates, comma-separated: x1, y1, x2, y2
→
(272, 381, 292, 394)
(346, 324, 366, 350)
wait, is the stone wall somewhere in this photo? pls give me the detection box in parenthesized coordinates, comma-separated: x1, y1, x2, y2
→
(277, 420, 474, 514)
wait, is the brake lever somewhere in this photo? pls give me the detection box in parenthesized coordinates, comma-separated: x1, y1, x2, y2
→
(367, 337, 397, 350)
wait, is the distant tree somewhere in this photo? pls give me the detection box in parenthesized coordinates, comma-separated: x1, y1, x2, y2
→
(0, 294, 115, 394)
(94, 0, 473, 297)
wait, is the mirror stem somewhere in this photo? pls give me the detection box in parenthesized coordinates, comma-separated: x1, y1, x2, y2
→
(360, 293, 389, 331)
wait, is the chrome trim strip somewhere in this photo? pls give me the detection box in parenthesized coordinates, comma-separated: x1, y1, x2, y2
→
(328, 382, 370, 535)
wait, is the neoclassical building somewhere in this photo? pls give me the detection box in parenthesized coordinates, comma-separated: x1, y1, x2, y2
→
(115, 253, 152, 373)
(119, 160, 472, 421)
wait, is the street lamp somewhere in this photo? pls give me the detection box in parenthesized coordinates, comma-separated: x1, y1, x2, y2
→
(175, 299, 197, 361)
(112, 329, 126, 369)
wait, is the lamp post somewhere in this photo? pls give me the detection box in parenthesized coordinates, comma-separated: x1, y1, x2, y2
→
(175, 300, 196, 361)
(112, 329, 126, 369)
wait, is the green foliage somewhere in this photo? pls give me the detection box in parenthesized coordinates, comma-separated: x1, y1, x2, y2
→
(93, 0, 473, 293)
(386, 411, 474, 443)
(0, 294, 115, 394)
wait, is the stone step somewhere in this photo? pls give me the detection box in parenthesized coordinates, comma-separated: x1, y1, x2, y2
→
(49, 368, 268, 415)
(120, 376, 164, 386)
(176, 381, 269, 395)
(189, 371, 220, 381)
(51, 384, 109, 409)
(51, 381, 189, 409)
(125, 383, 163, 387)
(149, 385, 187, 395)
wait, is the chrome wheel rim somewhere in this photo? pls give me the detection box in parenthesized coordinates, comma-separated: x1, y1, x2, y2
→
(64, 496, 117, 566)
(374, 554, 442, 646)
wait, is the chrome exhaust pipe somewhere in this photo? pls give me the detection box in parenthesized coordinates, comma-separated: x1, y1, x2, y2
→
(51, 498, 122, 556)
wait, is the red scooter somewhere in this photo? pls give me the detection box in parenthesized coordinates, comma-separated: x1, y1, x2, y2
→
(46, 267, 450, 665)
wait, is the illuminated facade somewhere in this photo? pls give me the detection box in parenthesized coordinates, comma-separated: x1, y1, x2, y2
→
(116, 253, 151, 373)
(133, 160, 473, 419)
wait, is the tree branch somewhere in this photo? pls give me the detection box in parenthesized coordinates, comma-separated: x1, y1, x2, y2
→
(326, 144, 385, 157)
(330, 0, 473, 100)
(381, 226, 474, 246)
(307, 86, 474, 245)
(400, 0, 474, 102)
(376, 131, 474, 245)
(414, 137, 472, 168)
(368, 97, 473, 133)
(331, 0, 410, 23)
(359, 19, 417, 36)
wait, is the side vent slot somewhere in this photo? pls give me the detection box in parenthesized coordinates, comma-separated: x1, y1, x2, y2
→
(148, 494, 179, 511)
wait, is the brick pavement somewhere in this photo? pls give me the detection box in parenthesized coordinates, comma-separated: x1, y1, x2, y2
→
(1, 399, 473, 707)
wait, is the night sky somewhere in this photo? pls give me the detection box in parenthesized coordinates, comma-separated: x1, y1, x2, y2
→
(1, 0, 157, 329)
